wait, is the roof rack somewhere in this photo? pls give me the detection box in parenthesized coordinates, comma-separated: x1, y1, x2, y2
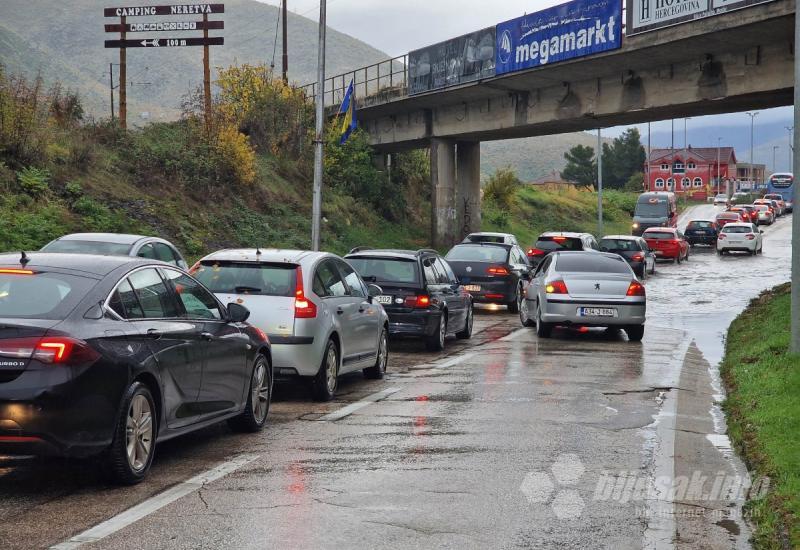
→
(348, 246, 374, 254)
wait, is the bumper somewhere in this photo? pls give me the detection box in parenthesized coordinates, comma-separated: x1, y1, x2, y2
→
(653, 249, 679, 260)
(386, 310, 442, 338)
(717, 243, 757, 253)
(0, 363, 124, 457)
(538, 298, 646, 326)
(271, 340, 323, 377)
(467, 280, 516, 304)
(686, 234, 717, 245)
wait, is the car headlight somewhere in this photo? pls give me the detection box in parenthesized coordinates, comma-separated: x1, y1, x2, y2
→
(632, 223, 639, 229)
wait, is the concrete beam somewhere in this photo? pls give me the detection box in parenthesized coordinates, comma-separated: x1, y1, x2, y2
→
(456, 142, 481, 242)
(430, 138, 457, 249)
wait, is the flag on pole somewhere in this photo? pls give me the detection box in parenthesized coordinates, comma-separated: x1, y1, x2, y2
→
(338, 80, 357, 145)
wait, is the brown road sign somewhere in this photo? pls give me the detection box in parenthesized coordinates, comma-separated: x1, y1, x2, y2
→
(103, 4, 225, 17)
(105, 20, 224, 32)
(104, 37, 224, 48)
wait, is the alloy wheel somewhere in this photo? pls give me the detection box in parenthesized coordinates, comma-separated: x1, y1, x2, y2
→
(126, 394, 153, 472)
(326, 345, 338, 394)
(377, 331, 388, 374)
(251, 360, 270, 423)
(519, 293, 529, 324)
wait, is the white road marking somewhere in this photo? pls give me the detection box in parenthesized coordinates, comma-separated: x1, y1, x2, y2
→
(434, 351, 477, 369)
(498, 328, 527, 342)
(317, 387, 401, 421)
(50, 453, 260, 550)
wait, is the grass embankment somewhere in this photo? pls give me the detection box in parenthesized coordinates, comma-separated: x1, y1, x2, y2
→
(483, 186, 637, 246)
(721, 283, 800, 548)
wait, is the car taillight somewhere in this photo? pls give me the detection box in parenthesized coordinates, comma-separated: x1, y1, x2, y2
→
(487, 266, 510, 276)
(626, 281, 646, 297)
(719, 234, 727, 240)
(631, 253, 644, 262)
(188, 261, 201, 275)
(404, 295, 431, 308)
(527, 248, 546, 257)
(545, 280, 568, 294)
(0, 337, 100, 365)
(294, 266, 317, 319)
(746, 234, 756, 240)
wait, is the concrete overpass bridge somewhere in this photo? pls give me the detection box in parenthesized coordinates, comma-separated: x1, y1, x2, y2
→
(305, 0, 795, 248)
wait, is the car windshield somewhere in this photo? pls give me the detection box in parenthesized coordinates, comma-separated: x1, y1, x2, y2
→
(599, 239, 640, 251)
(0, 271, 97, 319)
(42, 239, 132, 256)
(715, 194, 727, 199)
(192, 261, 296, 296)
(644, 232, 675, 240)
(754, 205, 769, 211)
(687, 221, 713, 229)
(446, 245, 509, 263)
(536, 237, 583, 251)
(555, 255, 630, 274)
(347, 257, 419, 284)
(634, 202, 669, 217)
(722, 226, 753, 234)
(718, 214, 739, 220)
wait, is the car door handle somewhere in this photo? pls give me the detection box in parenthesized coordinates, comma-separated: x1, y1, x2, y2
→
(358, 306, 366, 313)
(146, 329, 162, 340)
(201, 332, 214, 342)
(336, 308, 344, 315)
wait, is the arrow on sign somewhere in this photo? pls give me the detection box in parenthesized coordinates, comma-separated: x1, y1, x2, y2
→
(140, 39, 160, 47)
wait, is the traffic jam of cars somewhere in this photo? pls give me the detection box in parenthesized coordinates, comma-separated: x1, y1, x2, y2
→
(0, 184, 790, 483)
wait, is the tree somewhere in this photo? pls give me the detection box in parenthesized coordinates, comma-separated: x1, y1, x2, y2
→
(601, 128, 646, 190)
(484, 167, 522, 210)
(563, 145, 596, 187)
(624, 171, 645, 192)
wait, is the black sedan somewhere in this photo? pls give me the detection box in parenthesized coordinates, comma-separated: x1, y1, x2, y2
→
(0, 253, 271, 484)
(444, 242, 531, 312)
(684, 220, 720, 247)
(598, 235, 656, 279)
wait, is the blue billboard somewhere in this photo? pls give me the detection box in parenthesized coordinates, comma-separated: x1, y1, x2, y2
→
(496, 0, 622, 75)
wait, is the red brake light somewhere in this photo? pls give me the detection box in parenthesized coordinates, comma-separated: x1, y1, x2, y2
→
(404, 295, 431, 308)
(745, 234, 756, 240)
(0, 269, 34, 275)
(487, 266, 510, 276)
(527, 248, 546, 257)
(553, 237, 567, 243)
(294, 266, 317, 319)
(188, 261, 201, 275)
(545, 280, 568, 294)
(0, 337, 99, 365)
(719, 234, 727, 240)
(626, 281, 646, 297)
(631, 253, 644, 262)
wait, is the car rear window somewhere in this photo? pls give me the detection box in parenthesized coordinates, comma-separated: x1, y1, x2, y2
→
(536, 236, 583, 251)
(0, 271, 97, 319)
(347, 257, 419, 284)
(687, 221, 713, 229)
(717, 213, 740, 220)
(555, 255, 631, 274)
(466, 235, 505, 243)
(643, 231, 675, 240)
(192, 261, 296, 296)
(42, 240, 132, 256)
(599, 239, 640, 251)
(722, 226, 753, 234)
(445, 245, 509, 263)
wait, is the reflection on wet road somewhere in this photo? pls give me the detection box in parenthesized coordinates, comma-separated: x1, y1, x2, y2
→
(0, 208, 791, 549)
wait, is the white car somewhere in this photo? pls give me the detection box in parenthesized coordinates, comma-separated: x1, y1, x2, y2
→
(713, 194, 730, 206)
(716, 223, 763, 256)
(752, 204, 775, 225)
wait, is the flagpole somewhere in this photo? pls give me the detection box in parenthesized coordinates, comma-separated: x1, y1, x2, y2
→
(311, 0, 326, 252)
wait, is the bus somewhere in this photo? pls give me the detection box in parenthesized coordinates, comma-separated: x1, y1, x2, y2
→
(766, 173, 794, 212)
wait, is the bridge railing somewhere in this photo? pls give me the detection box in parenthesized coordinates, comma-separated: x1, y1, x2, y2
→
(300, 54, 408, 111)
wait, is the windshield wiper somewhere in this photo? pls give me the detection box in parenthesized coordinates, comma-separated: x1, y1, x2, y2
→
(234, 286, 262, 293)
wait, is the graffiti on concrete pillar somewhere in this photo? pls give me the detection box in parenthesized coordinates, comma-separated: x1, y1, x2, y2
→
(462, 197, 472, 236)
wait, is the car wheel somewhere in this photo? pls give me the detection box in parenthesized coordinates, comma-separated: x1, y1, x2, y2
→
(364, 328, 389, 379)
(675, 254, 681, 264)
(106, 381, 156, 485)
(535, 301, 553, 338)
(519, 294, 535, 328)
(507, 286, 520, 313)
(637, 266, 646, 280)
(229, 353, 272, 432)
(426, 313, 446, 351)
(312, 339, 339, 402)
(649, 261, 656, 275)
(626, 325, 645, 342)
(684, 249, 689, 262)
(456, 304, 474, 339)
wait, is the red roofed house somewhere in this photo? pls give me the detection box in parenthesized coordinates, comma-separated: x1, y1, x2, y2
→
(644, 147, 737, 199)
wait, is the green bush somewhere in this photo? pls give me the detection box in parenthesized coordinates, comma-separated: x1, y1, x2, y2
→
(484, 168, 522, 211)
(16, 166, 50, 196)
(64, 180, 83, 199)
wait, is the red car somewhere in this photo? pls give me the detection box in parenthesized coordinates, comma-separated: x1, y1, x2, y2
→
(716, 211, 745, 228)
(642, 227, 690, 264)
(729, 206, 758, 225)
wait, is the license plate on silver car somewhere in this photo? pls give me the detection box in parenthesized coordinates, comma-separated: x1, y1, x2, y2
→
(579, 307, 617, 317)
(375, 295, 393, 305)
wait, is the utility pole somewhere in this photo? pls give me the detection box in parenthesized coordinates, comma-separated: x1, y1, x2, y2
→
(786, 126, 795, 170)
(773, 146, 780, 175)
(792, 0, 800, 354)
(647, 121, 651, 192)
(597, 128, 604, 236)
(670, 119, 674, 191)
(203, 13, 212, 133)
(119, 16, 127, 130)
(747, 111, 759, 191)
(717, 137, 722, 195)
(684, 117, 691, 150)
(311, 0, 327, 251)
(282, 0, 288, 83)
(109, 63, 115, 122)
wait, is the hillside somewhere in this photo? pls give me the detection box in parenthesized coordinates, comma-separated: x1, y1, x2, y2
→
(0, 0, 389, 119)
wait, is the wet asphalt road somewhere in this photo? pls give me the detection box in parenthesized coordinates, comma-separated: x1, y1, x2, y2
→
(0, 206, 792, 550)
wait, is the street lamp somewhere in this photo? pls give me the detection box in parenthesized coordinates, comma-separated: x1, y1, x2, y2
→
(684, 117, 691, 150)
(787, 126, 795, 171)
(717, 137, 722, 194)
(746, 111, 759, 191)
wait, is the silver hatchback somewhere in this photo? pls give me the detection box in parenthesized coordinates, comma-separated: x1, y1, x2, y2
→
(520, 251, 647, 341)
(192, 249, 390, 401)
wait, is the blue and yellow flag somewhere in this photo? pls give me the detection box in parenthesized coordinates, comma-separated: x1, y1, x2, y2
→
(338, 80, 357, 145)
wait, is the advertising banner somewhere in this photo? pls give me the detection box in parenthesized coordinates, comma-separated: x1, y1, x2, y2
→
(408, 27, 496, 95)
(628, 0, 776, 35)
(495, 0, 622, 76)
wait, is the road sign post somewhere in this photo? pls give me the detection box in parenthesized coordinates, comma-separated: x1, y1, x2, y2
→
(104, 4, 224, 130)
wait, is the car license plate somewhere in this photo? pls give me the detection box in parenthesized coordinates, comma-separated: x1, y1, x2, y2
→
(375, 295, 393, 305)
(464, 285, 481, 292)
(654, 250, 663, 255)
(579, 307, 617, 317)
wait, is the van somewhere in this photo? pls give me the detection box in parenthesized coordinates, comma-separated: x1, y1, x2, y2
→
(631, 192, 677, 236)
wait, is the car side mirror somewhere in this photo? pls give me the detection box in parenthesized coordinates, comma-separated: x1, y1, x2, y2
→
(367, 283, 383, 299)
(227, 302, 251, 323)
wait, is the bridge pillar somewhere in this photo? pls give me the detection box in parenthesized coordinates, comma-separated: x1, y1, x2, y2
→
(431, 138, 457, 249)
(456, 141, 481, 241)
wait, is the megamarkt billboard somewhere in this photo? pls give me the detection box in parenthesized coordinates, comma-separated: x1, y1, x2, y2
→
(495, 0, 622, 76)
